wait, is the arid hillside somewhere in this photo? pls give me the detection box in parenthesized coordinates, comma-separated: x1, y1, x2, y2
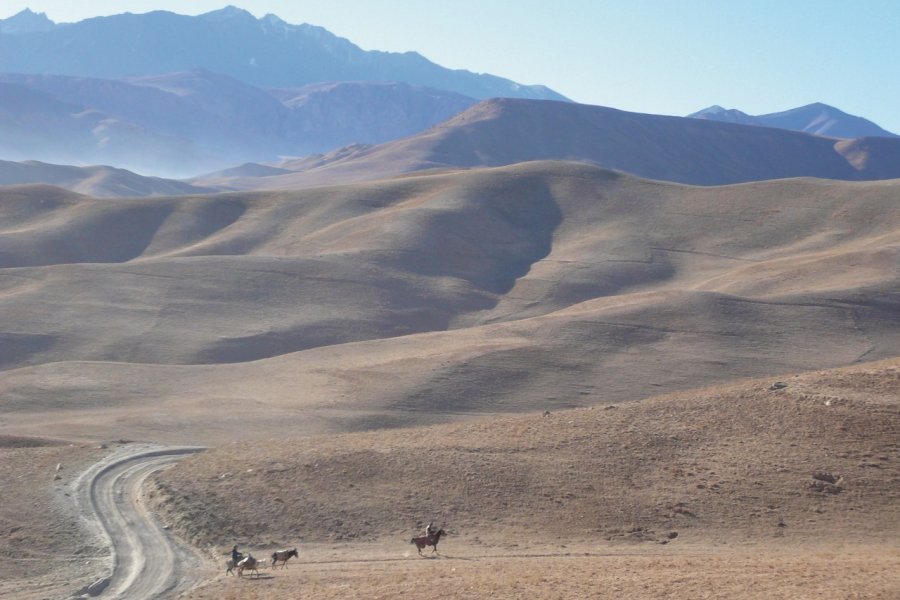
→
(1, 162, 898, 443)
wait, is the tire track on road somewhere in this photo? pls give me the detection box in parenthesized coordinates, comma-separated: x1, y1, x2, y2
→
(71, 447, 208, 599)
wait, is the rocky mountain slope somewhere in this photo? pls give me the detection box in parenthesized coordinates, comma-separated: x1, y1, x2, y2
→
(0, 7, 566, 101)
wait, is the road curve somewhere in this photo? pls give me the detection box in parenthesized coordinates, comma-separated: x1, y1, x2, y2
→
(72, 446, 209, 599)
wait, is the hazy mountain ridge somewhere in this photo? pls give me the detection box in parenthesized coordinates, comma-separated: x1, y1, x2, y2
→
(0, 7, 567, 101)
(0, 71, 478, 176)
(0, 8, 54, 33)
(3, 8, 897, 183)
(203, 98, 900, 191)
(689, 102, 898, 139)
(0, 79, 205, 175)
(0, 159, 214, 197)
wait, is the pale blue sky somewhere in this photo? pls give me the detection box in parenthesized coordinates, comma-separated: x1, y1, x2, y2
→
(3, 1, 899, 133)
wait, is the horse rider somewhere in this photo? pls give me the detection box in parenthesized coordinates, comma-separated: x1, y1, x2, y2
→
(425, 521, 437, 541)
(231, 544, 243, 564)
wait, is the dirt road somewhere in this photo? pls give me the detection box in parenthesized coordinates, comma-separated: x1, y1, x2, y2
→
(71, 446, 210, 599)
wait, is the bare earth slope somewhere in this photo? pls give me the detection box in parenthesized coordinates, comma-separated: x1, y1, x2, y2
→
(1, 162, 899, 443)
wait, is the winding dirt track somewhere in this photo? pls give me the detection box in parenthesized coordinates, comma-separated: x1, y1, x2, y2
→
(74, 447, 209, 599)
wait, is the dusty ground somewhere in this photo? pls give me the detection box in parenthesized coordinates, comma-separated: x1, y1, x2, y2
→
(0, 437, 107, 599)
(152, 359, 899, 598)
(155, 359, 900, 549)
(1, 360, 897, 599)
(182, 542, 900, 600)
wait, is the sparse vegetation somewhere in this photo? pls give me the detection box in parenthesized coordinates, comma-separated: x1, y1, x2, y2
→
(2, 143, 899, 600)
(148, 360, 900, 599)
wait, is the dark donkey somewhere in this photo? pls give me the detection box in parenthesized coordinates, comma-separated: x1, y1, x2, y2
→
(410, 528, 445, 556)
(272, 547, 299, 568)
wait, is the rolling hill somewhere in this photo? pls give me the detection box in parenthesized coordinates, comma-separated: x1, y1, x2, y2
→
(2, 8, 898, 600)
(1, 162, 898, 443)
(145, 358, 900, 600)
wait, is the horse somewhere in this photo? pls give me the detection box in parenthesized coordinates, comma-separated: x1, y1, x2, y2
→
(237, 555, 261, 578)
(272, 547, 298, 568)
(410, 528, 445, 555)
(226, 549, 245, 575)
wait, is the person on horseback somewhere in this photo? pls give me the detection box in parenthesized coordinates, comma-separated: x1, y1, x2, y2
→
(424, 521, 437, 541)
(231, 544, 243, 564)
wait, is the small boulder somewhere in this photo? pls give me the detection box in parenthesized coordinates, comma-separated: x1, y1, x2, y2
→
(810, 471, 843, 493)
(86, 577, 111, 596)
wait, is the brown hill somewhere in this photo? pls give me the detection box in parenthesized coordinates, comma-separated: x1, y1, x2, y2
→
(0, 160, 213, 197)
(197, 99, 900, 191)
(1, 162, 898, 444)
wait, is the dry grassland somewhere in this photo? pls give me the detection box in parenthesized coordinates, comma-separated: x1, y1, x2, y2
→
(155, 359, 899, 599)
(2, 163, 899, 599)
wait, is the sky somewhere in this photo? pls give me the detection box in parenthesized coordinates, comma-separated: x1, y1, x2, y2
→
(2, 0, 899, 133)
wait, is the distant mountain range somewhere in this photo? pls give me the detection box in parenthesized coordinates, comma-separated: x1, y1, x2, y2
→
(1, 8, 897, 185)
(0, 6, 574, 175)
(0, 71, 478, 175)
(196, 99, 900, 191)
(0, 7, 566, 101)
(688, 103, 898, 139)
(7, 97, 899, 197)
